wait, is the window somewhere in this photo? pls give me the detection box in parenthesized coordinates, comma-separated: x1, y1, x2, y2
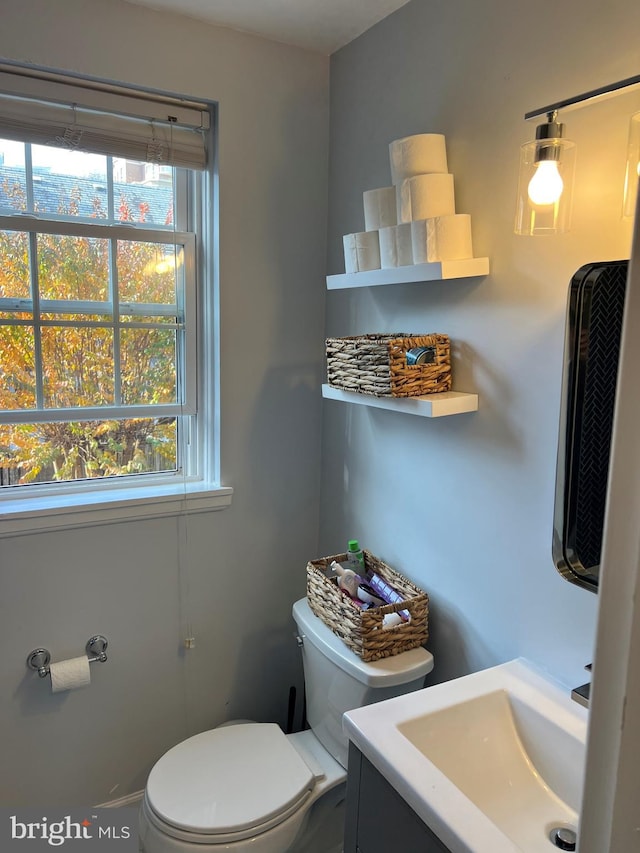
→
(0, 65, 229, 531)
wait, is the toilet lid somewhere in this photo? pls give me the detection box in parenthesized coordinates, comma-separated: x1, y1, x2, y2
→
(146, 723, 315, 836)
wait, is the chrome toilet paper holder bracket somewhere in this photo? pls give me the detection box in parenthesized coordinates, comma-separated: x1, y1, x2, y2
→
(27, 635, 109, 678)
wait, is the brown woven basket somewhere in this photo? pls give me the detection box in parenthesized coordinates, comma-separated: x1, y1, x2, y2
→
(306, 550, 429, 662)
(326, 333, 451, 397)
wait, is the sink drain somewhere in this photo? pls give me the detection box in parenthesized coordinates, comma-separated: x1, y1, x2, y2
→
(549, 826, 577, 850)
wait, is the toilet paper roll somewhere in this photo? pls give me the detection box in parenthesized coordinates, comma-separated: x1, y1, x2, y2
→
(343, 231, 381, 273)
(396, 173, 455, 223)
(50, 656, 91, 693)
(411, 214, 474, 263)
(379, 223, 413, 268)
(389, 133, 448, 184)
(363, 187, 397, 231)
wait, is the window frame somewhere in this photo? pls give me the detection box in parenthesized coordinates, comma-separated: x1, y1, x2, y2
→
(0, 91, 230, 534)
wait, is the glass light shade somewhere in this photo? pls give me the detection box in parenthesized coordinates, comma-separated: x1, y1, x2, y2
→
(622, 111, 640, 220)
(514, 138, 576, 235)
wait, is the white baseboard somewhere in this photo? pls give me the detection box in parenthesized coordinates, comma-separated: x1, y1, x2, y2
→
(94, 790, 145, 808)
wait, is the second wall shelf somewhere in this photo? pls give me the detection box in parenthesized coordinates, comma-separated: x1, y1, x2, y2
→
(322, 384, 478, 418)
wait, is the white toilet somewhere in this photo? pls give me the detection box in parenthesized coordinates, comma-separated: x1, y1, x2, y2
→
(139, 597, 434, 853)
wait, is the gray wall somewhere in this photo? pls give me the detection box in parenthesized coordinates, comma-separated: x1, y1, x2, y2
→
(0, 0, 329, 806)
(321, 0, 639, 688)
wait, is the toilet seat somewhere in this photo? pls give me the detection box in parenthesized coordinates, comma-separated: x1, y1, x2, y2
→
(145, 723, 315, 844)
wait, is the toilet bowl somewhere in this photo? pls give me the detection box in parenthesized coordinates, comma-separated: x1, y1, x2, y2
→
(139, 724, 345, 853)
(139, 597, 434, 853)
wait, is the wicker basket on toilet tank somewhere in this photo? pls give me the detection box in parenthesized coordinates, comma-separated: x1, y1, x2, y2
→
(325, 333, 451, 397)
(306, 550, 429, 662)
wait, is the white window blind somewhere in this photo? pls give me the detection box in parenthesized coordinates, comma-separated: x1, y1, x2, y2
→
(0, 64, 210, 169)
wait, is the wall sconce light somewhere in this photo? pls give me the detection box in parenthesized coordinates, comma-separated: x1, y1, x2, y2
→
(514, 110, 576, 236)
(516, 73, 640, 236)
(623, 110, 640, 220)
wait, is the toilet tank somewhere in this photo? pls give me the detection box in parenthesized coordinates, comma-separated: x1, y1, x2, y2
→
(292, 597, 433, 768)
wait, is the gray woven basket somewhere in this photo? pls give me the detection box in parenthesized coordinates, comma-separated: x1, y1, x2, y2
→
(325, 333, 451, 397)
(306, 550, 429, 662)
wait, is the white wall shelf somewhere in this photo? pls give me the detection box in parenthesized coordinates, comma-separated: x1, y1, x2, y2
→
(326, 257, 489, 290)
(322, 384, 478, 417)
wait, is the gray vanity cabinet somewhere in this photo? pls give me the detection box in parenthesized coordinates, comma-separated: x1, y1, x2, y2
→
(344, 742, 451, 852)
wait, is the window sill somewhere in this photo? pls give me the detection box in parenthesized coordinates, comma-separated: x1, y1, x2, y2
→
(0, 482, 233, 538)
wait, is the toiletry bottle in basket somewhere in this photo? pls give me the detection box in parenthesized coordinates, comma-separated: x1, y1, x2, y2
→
(346, 539, 366, 575)
(330, 561, 360, 597)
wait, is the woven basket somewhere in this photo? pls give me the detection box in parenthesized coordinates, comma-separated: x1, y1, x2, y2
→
(326, 333, 451, 397)
(306, 550, 429, 662)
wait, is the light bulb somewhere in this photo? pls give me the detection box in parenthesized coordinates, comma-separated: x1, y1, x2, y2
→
(528, 160, 564, 205)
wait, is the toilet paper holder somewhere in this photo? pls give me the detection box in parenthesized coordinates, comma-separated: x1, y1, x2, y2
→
(27, 635, 109, 678)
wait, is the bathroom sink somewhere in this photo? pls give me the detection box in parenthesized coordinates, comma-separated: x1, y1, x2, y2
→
(343, 658, 588, 853)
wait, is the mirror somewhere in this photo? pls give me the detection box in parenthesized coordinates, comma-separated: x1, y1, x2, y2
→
(553, 260, 628, 591)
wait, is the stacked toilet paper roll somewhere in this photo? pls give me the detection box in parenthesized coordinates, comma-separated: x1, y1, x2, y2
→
(389, 134, 448, 183)
(343, 231, 381, 273)
(411, 215, 474, 263)
(363, 187, 397, 231)
(396, 173, 456, 224)
(50, 656, 91, 693)
(379, 223, 413, 268)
